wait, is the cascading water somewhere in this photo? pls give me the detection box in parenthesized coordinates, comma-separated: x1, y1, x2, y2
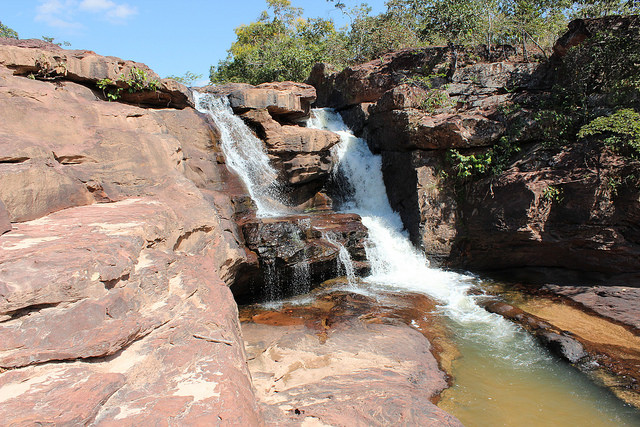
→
(195, 89, 638, 424)
(322, 231, 357, 286)
(308, 108, 640, 426)
(193, 92, 288, 217)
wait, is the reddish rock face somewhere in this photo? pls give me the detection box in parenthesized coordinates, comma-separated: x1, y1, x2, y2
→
(0, 43, 262, 425)
(241, 290, 463, 426)
(0, 38, 193, 109)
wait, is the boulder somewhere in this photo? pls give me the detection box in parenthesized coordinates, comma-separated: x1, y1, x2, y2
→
(239, 108, 340, 190)
(234, 212, 369, 302)
(368, 108, 505, 152)
(0, 39, 192, 108)
(202, 81, 317, 119)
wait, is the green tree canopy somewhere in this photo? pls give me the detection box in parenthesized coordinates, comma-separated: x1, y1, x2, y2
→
(210, 0, 339, 84)
(0, 21, 18, 39)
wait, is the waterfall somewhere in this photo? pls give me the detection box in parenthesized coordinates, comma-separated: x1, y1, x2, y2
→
(193, 92, 288, 217)
(307, 108, 538, 352)
(322, 231, 357, 286)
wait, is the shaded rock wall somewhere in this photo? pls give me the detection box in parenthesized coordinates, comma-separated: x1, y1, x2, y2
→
(308, 18, 640, 283)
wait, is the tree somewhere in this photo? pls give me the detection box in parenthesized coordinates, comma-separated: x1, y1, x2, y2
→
(210, 0, 338, 84)
(0, 21, 18, 39)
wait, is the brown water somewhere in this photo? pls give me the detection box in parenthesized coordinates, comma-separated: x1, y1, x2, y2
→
(245, 279, 640, 427)
(438, 320, 640, 426)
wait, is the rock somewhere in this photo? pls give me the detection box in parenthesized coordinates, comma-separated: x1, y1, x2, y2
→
(242, 291, 463, 426)
(0, 367, 126, 425)
(239, 108, 340, 202)
(0, 161, 95, 222)
(553, 16, 640, 58)
(202, 81, 317, 119)
(308, 48, 451, 108)
(542, 285, 640, 332)
(368, 108, 505, 152)
(539, 331, 588, 363)
(234, 212, 369, 302)
(0, 39, 192, 108)
(453, 143, 640, 280)
(382, 151, 458, 256)
(0, 200, 11, 235)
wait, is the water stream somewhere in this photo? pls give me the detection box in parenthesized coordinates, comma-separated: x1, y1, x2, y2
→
(308, 108, 640, 426)
(196, 93, 640, 425)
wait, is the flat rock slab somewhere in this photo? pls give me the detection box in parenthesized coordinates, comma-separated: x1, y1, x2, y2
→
(543, 284, 640, 332)
(241, 289, 463, 426)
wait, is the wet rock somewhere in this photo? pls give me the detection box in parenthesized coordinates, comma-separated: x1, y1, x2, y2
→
(241, 290, 463, 426)
(381, 151, 458, 256)
(538, 331, 587, 363)
(234, 213, 369, 302)
(0, 39, 192, 108)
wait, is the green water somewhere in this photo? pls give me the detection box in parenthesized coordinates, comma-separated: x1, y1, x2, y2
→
(438, 316, 640, 427)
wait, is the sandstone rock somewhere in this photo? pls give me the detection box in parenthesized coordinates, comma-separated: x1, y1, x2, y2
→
(0, 161, 95, 222)
(382, 151, 458, 257)
(203, 81, 317, 119)
(240, 108, 340, 190)
(538, 331, 588, 363)
(0, 367, 126, 425)
(542, 285, 640, 332)
(0, 200, 11, 235)
(308, 48, 451, 108)
(452, 143, 640, 279)
(553, 16, 640, 58)
(242, 290, 463, 426)
(235, 213, 369, 302)
(0, 39, 192, 108)
(368, 108, 505, 152)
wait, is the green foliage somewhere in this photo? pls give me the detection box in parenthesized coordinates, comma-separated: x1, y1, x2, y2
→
(211, 0, 339, 84)
(578, 109, 640, 158)
(123, 67, 159, 93)
(96, 78, 122, 101)
(447, 136, 521, 181)
(542, 185, 563, 202)
(42, 36, 71, 47)
(95, 68, 159, 102)
(448, 149, 492, 179)
(0, 21, 18, 39)
(166, 71, 203, 86)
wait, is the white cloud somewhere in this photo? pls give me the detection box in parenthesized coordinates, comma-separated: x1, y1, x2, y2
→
(106, 4, 137, 21)
(79, 0, 116, 12)
(35, 0, 83, 30)
(35, 0, 138, 29)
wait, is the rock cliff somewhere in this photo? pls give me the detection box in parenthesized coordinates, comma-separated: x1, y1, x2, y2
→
(0, 38, 453, 425)
(308, 16, 640, 285)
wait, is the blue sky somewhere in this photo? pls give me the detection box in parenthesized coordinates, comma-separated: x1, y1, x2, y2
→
(3, 0, 388, 85)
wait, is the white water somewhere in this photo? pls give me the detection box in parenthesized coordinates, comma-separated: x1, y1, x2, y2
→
(308, 109, 518, 336)
(322, 231, 357, 286)
(308, 108, 640, 425)
(194, 92, 288, 216)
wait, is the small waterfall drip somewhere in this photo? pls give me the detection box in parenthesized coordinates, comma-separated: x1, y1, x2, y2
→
(321, 231, 357, 286)
(193, 91, 288, 217)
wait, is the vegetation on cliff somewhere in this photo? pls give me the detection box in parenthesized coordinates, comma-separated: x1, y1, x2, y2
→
(210, 0, 639, 85)
(0, 21, 18, 39)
